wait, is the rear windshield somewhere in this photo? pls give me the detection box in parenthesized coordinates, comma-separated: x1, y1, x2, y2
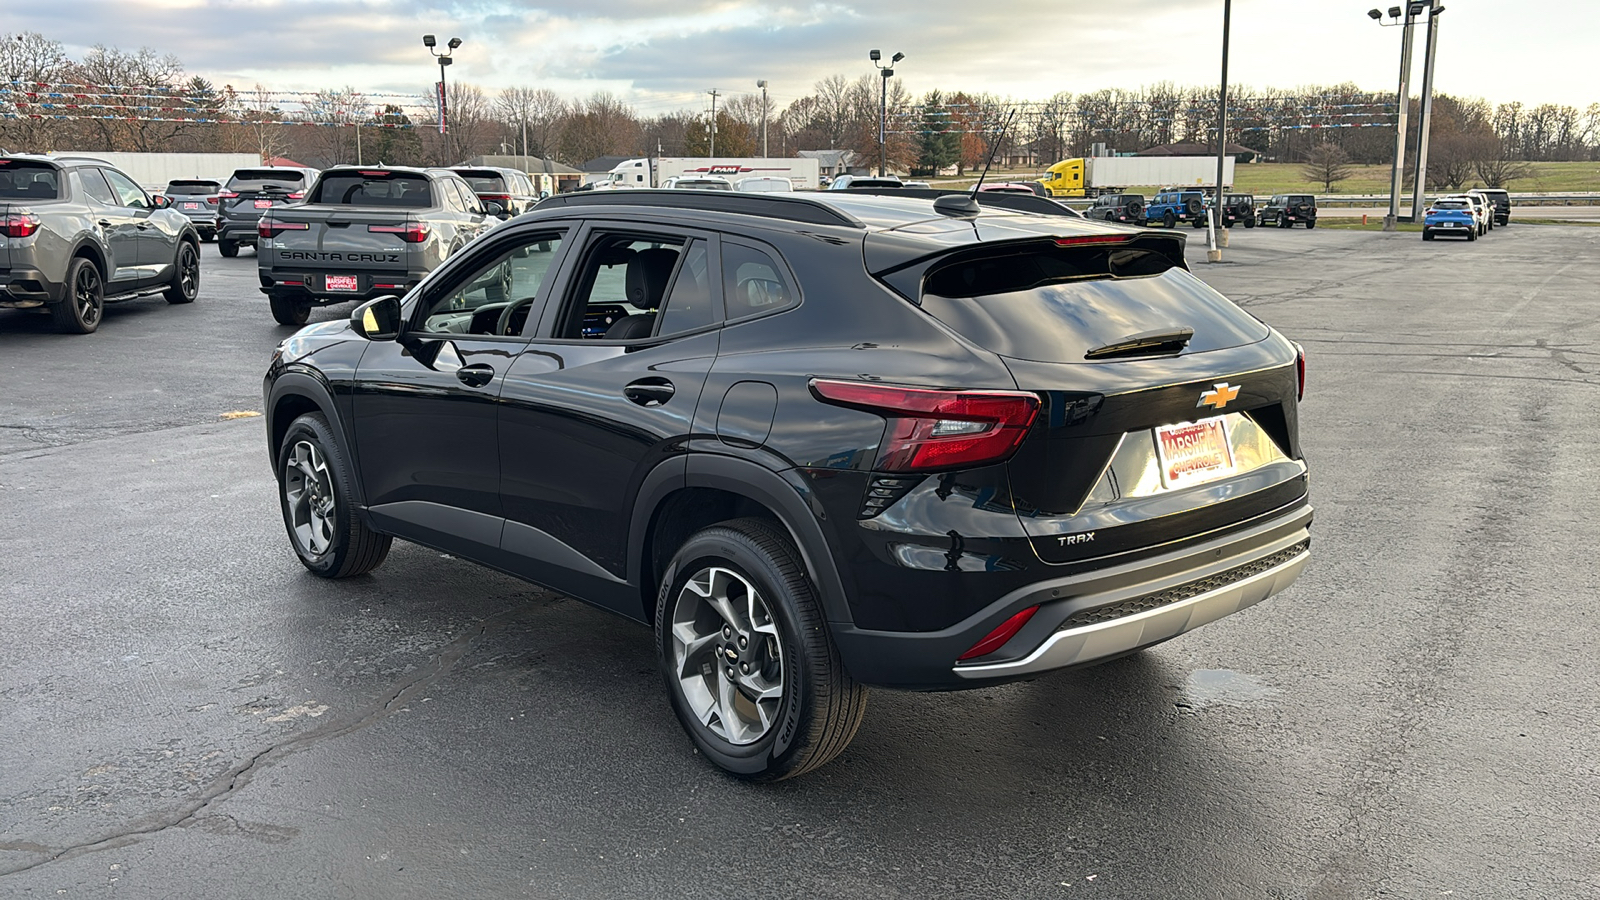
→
(311, 172, 434, 207)
(227, 169, 307, 191)
(454, 170, 508, 193)
(0, 161, 61, 199)
(918, 243, 1269, 363)
(1227, 195, 1251, 204)
(165, 180, 220, 195)
(1434, 200, 1468, 209)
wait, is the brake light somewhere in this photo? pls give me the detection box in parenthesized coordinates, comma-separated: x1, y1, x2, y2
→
(358, 170, 390, 176)
(958, 606, 1039, 661)
(478, 192, 511, 202)
(258, 220, 309, 239)
(1294, 342, 1306, 401)
(287, 191, 304, 200)
(1053, 235, 1132, 246)
(218, 191, 239, 200)
(206, 196, 219, 204)
(1, 214, 42, 238)
(810, 379, 1040, 472)
(368, 222, 430, 243)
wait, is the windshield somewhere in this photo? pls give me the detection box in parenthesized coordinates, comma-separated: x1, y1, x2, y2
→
(0, 161, 61, 199)
(311, 172, 434, 207)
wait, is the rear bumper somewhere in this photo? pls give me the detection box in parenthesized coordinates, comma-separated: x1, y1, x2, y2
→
(0, 267, 63, 307)
(218, 221, 259, 244)
(831, 502, 1312, 690)
(260, 271, 423, 306)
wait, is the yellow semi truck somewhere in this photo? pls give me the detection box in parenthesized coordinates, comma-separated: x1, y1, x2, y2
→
(1037, 156, 1235, 198)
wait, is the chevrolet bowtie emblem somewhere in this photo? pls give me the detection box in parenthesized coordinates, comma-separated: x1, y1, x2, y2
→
(1198, 382, 1240, 409)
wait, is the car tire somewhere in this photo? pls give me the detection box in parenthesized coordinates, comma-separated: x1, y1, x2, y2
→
(1243, 217, 1255, 228)
(1192, 217, 1206, 229)
(1423, 229, 1434, 240)
(655, 517, 868, 782)
(1305, 219, 1316, 229)
(1467, 229, 1477, 241)
(1162, 211, 1176, 228)
(164, 241, 200, 304)
(1278, 217, 1291, 229)
(276, 412, 391, 578)
(269, 291, 312, 327)
(218, 238, 239, 258)
(50, 257, 106, 334)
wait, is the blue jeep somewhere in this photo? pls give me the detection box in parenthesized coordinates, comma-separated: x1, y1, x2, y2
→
(1144, 189, 1211, 229)
(1422, 197, 1477, 241)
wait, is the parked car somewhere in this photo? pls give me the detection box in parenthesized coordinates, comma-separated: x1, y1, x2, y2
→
(162, 178, 223, 241)
(829, 174, 903, 190)
(902, 180, 932, 189)
(1145, 189, 1212, 229)
(737, 176, 795, 193)
(978, 182, 1045, 196)
(256, 166, 499, 326)
(1473, 188, 1511, 226)
(1218, 193, 1256, 228)
(1257, 194, 1318, 229)
(450, 166, 540, 218)
(1086, 192, 1146, 225)
(1422, 197, 1478, 241)
(1462, 192, 1493, 233)
(0, 154, 201, 333)
(671, 176, 734, 191)
(263, 189, 1312, 781)
(217, 166, 319, 257)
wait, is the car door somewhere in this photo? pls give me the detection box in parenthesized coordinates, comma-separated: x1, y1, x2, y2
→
(496, 223, 723, 614)
(351, 226, 571, 559)
(100, 167, 174, 271)
(74, 168, 144, 283)
(444, 178, 491, 245)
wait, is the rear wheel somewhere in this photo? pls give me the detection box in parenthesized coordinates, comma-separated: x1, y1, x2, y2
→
(269, 291, 312, 327)
(51, 257, 105, 334)
(218, 238, 239, 258)
(277, 412, 391, 578)
(1243, 216, 1255, 228)
(1162, 211, 1176, 228)
(1423, 229, 1434, 241)
(164, 241, 200, 304)
(1467, 229, 1477, 241)
(656, 518, 868, 782)
(1305, 218, 1316, 229)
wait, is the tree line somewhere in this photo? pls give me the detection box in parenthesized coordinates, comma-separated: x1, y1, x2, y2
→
(2, 31, 1595, 185)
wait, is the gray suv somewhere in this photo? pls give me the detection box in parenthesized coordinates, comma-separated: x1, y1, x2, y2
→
(216, 166, 318, 258)
(1, 154, 201, 333)
(162, 179, 222, 241)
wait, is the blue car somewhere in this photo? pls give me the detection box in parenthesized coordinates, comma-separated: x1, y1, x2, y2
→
(1423, 198, 1477, 241)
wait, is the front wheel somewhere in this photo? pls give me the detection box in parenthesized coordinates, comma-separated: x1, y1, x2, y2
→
(164, 241, 200, 304)
(269, 291, 312, 327)
(656, 518, 868, 782)
(277, 412, 391, 578)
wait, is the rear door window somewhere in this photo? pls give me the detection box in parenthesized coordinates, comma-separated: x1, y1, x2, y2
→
(312, 172, 433, 207)
(0, 161, 61, 199)
(916, 241, 1269, 363)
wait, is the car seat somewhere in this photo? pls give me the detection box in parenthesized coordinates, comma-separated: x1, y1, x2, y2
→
(605, 247, 679, 340)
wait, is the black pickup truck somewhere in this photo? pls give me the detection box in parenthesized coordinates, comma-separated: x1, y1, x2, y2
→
(256, 166, 502, 325)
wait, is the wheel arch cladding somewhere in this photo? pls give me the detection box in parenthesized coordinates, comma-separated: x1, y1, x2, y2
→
(641, 486, 787, 623)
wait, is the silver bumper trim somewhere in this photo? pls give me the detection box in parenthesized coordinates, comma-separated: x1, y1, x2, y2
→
(953, 538, 1309, 679)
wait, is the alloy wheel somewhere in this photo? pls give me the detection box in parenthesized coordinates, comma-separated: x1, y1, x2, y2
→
(179, 245, 199, 298)
(75, 264, 103, 327)
(283, 440, 336, 557)
(670, 566, 785, 745)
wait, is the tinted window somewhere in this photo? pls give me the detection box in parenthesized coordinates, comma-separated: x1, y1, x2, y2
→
(655, 241, 717, 335)
(417, 232, 564, 336)
(311, 172, 433, 207)
(76, 168, 117, 205)
(456, 170, 508, 192)
(722, 242, 796, 320)
(918, 243, 1269, 363)
(101, 168, 150, 208)
(165, 180, 220, 195)
(556, 234, 688, 340)
(227, 169, 307, 191)
(0, 162, 61, 199)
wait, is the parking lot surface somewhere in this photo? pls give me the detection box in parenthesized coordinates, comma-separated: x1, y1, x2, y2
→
(2, 225, 1597, 898)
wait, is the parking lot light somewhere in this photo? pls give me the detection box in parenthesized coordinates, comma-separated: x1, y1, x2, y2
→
(1371, 5, 1420, 231)
(871, 50, 905, 177)
(424, 34, 463, 164)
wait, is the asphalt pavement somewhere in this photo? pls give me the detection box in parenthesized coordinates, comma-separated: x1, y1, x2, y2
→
(1, 224, 1597, 898)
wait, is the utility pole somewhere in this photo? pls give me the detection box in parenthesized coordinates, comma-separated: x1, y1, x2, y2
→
(1410, 5, 1445, 223)
(706, 89, 720, 158)
(757, 80, 769, 158)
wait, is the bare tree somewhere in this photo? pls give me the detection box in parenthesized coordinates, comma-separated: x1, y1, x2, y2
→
(1300, 143, 1354, 191)
(0, 32, 73, 151)
(1473, 156, 1535, 188)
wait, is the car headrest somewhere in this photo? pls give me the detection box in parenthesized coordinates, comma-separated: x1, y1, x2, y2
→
(625, 247, 679, 311)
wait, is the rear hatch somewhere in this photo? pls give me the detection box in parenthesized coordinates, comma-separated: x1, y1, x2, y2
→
(263, 170, 433, 294)
(165, 179, 220, 220)
(1, 159, 66, 269)
(876, 230, 1306, 564)
(453, 168, 510, 207)
(221, 169, 309, 224)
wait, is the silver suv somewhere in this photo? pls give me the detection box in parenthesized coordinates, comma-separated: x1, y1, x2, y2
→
(1, 154, 201, 333)
(216, 166, 319, 258)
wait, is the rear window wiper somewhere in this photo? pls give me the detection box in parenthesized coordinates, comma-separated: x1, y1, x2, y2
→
(1084, 327, 1195, 360)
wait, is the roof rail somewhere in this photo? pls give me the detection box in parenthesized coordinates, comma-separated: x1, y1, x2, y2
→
(841, 187, 1078, 218)
(536, 190, 864, 228)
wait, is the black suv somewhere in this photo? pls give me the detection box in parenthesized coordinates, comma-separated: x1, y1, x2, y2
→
(1086, 193, 1146, 225)
(264, 191, 1312, 781)
(1258, 194, 1318, 229)
(1219, 193, 1256, 228)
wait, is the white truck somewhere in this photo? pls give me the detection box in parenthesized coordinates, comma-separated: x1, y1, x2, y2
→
(44, 151, 262, 192)
(603, 157, 822, 191)
(1037, 156, 1235, 198)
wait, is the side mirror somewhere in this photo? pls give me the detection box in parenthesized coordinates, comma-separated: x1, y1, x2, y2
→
(351, 295, 403, 341)
(152, 194, 171, 209)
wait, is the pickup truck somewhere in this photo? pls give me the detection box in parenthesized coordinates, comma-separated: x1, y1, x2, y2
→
(256, 166, 501, 326)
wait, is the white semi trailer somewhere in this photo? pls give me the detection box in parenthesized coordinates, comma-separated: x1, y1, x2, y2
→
(604, 157, 822, 190)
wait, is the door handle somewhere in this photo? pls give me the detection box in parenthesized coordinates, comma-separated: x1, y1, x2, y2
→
(98, 220, 112, 228)
(623, 378, 675, 407)
(456, 364, 495, 388)
(136, 223, 151, 230)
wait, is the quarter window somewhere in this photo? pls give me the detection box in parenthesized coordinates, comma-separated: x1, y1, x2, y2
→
(722, 241, 796, 321)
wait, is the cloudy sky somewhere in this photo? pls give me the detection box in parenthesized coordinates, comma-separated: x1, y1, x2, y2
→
(9, 0, 1596, 113)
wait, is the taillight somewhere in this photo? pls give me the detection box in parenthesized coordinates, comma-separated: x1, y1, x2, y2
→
(258, 220, 308, 239)
(206, 196, 219, 204)
(479, 193, 511, 202)
(368, 222, 430, 243)
(1053, 235, 1132, 247)
(809, 379, 1040, 472)
(218, 191, 239, 200)
(1293, 342, 1305, 401)
(287, 191, 304, 200)
(958, 606, 1039, 661)
(1, 213, 42, 238)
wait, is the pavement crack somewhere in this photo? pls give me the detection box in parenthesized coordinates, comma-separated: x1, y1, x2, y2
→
(0, 604, 529, 878)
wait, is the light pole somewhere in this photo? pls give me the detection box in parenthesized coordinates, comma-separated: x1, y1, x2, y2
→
(870, 49, 904, 177)
(1211, 0, 1232, 261)
(756, 80, 769, 158)
(423, 34, 462, 164)
(1410, 5, 1445, 223)
(1370, 4, 1425, 231)
(706, 89, 720, 158)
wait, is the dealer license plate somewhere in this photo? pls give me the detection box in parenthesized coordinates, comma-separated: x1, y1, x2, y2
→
(254, 199, 273, 209)
(1155, 417, 1236, 489)
(183, 202, 201, 210)
(325, 275, 359, 292)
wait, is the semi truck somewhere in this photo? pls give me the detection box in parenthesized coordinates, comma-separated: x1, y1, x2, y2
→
(603, 157, 822, 190)
(1037, 156, 1235, 198)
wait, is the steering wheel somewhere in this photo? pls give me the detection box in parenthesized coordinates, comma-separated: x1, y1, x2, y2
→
(495, 296, 538, 336)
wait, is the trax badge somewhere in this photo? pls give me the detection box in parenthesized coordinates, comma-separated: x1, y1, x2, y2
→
(1058, 532, 1095, 547)
(1198, 382, 1240, 410)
